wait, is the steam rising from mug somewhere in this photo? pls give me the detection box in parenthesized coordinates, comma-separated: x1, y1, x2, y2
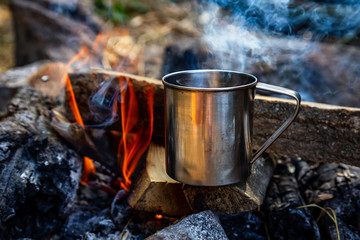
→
(194, 0, 360, 107)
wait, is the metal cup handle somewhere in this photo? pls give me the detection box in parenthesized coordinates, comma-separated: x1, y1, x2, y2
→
(250, 82, 301, 164)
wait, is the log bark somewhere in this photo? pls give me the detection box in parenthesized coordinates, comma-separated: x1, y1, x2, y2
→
(128, 144, 276, 216)
(254, 96, 360, 167)
(67, 70, 360, 167)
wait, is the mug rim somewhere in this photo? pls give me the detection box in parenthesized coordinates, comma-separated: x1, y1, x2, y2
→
(162, 69, 258, 91)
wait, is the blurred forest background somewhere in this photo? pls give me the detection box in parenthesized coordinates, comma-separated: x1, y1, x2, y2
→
(0, 0, 14, 72)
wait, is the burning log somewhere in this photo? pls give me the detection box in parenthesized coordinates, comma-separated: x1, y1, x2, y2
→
(65, 71, 165, 145)
(128, 144, 276, 215)
(0, 85, 82, 238)
(66, 70, 360, 167)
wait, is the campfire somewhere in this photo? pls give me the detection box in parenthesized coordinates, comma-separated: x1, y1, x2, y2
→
(1, 0, 360, 239)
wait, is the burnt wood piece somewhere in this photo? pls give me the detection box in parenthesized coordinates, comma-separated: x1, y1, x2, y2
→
(67, 70, 360, 167)
(294, 160, 360, 239)
(111, 190, 174, 238)
(10, 0, 103, 66)
(262, 159, 321, 240)
(0, 85, 82, 238)
(218, 212, 267, 240)
(50, 110, 118, 175)
(128, 144, 276, 215)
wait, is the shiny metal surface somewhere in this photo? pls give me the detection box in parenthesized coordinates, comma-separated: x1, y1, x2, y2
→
(163, 70, 301, 186)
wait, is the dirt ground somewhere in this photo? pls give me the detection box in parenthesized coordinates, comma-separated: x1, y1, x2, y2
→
(0, 2, 14, 73)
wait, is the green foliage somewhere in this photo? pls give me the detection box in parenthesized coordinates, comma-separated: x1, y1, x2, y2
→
(93, 0, 149, 24)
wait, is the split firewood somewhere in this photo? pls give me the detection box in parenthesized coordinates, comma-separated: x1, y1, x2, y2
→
(128, 144, 193, 216)
(128, 144, 276, 216)
(67, 70, 360, 167)
(183, 152, 276, 214)
(253, 96, 360, 167)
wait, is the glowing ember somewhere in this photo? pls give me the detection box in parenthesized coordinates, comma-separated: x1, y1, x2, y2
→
(155, 214, 163, 220)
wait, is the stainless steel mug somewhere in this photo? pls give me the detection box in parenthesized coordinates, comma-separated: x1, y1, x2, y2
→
(162, 70, 301, 186)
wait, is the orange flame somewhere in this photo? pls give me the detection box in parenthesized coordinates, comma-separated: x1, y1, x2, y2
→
(62, 46, 96, 183)
(117, 76, 154, 191)
(61, 30, 152, 190)
(155, 214, 163, 220)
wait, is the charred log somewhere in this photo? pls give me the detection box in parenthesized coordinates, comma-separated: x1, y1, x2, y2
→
(58, 183, 118, 240)
(111, 189, 173, 238)
(0, 86, 82, 238)
(262, 159, 321, 240)
(219, 212, 267, 240)
(294, 160, 360, 239)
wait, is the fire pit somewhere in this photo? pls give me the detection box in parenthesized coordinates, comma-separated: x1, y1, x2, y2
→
(1, 0, 360, 239)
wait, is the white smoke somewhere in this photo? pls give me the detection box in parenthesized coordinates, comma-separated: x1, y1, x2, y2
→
(198, 1, 313, 72)
(194, 0, 360, 106)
